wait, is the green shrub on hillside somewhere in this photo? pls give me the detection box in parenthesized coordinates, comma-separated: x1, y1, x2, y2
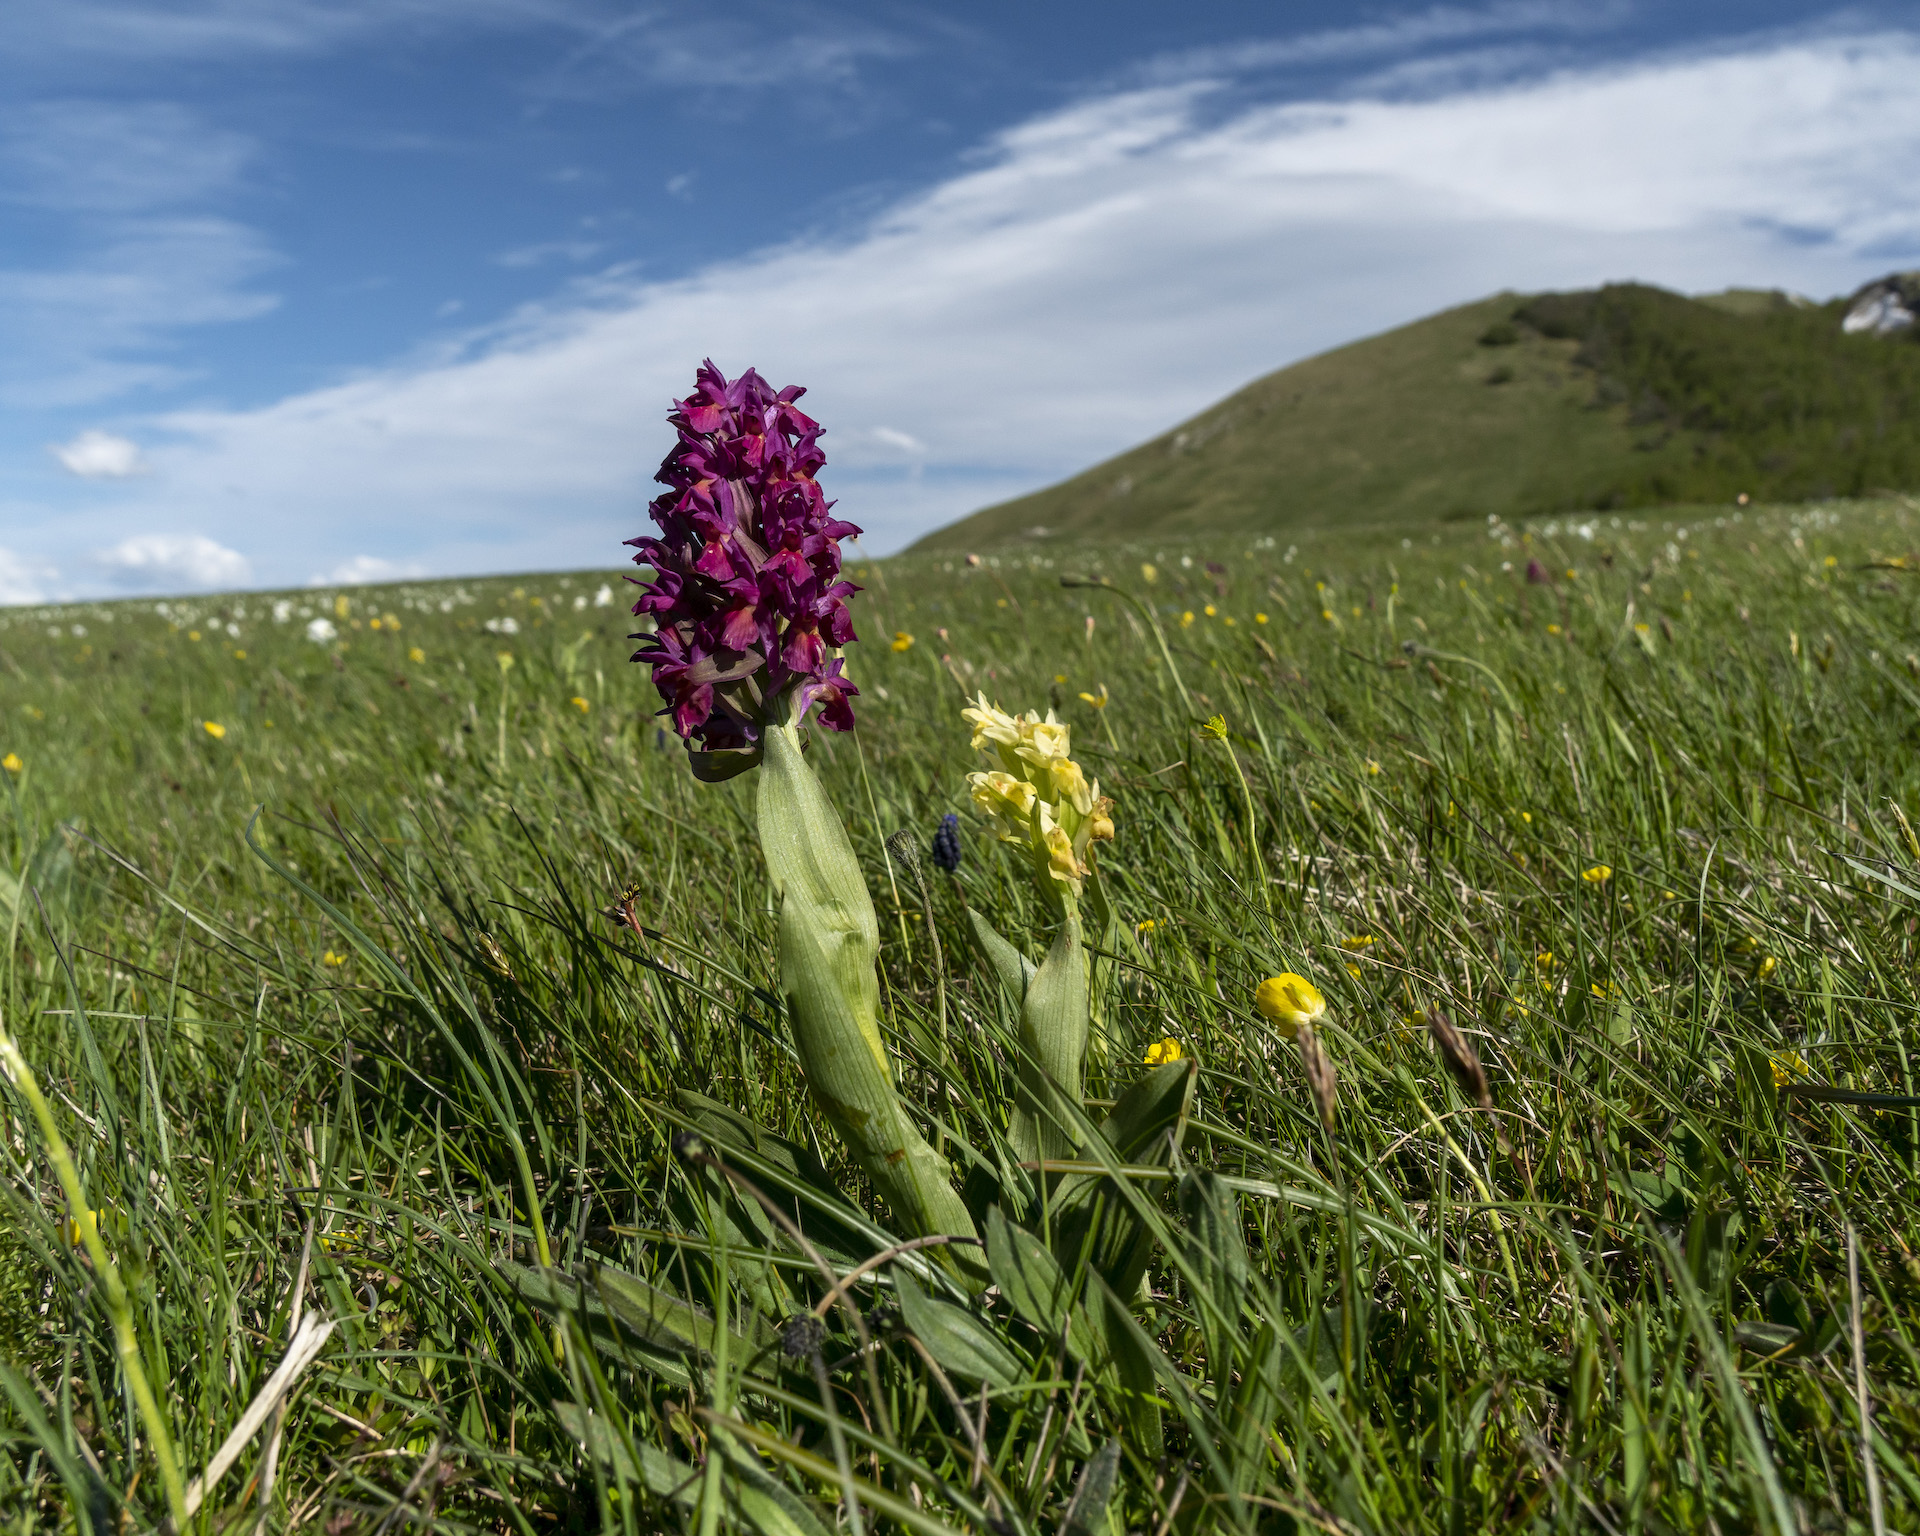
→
(1513, 283, 1920, 505)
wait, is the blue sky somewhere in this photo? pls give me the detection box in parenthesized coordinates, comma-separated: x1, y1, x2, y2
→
(3, 1, 1918, 599)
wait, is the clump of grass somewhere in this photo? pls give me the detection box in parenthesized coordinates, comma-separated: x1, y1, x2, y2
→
(0, 502, 1917, 1531)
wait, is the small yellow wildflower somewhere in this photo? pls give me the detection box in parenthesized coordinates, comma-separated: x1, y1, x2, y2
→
(1634, 623, 1649, 636)
(1755, 955, 1778, 981)
(233, 649, 246, 660)
(1078, 684, 1109, 709)
(1255, 612, 1268, 624)
(1581, 864, 1612, 884)
(1054, 673, 1067, 684)
(1770, 1050, 1808, 1087)
(1, 753, 19, 774)
(996, 598, 1009, 608)
(383, 614, 400, 630)
(1144, 1037, 1184, 1066)
(1180, 610, 1195, 627)
(1536, 952, 1556, 970)
(1203, 604, 1217, 618)
(1321, 608, 1335, 622)
(63, 1209, 100, 1250)
(1520, 811, 1532, 823)
(1346, 964, 1363, 979)
(1823, 555, 1837, 569)
(1365, 758, 1381, 776)
(1223, 615, 1236, 626)
(1255, 973, 1326, 1039)
(323, 950, 347, 967)
(570, 696, 590, 714)
(188, 630, 202, 642)
(1136, 918, 1157, 936)
(1591, 980, 1617, 999)
(1342, 935, 1374, 951)
(1201, 714, 1229, 740)
(408, 646, 425, 663)
(1141, 563, 1158, 583)
(496, 651, 515, 672)
(891, 631, 915, 652)
(1546, 624, 1562, 636)
(1662, 890, 1677, 900)
(203, 721, 226, 739)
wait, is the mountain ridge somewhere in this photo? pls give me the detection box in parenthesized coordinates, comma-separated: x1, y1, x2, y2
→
(911, 279, 1920, 552)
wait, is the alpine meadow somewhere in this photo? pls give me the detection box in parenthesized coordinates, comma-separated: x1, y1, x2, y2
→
(4, 411, 1920, 1535)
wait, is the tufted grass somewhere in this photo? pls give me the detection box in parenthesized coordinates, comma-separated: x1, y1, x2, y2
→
(2, 496, 1919, 1533)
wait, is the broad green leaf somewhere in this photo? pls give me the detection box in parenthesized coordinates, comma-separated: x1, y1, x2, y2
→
(1013, 913, 1089, 1164)
(1060, 1439, 1121, 1536)
(967, 907, 1036, 1003)
(985, 1205, 1105, 1365)
(894, 1270, 1026, 1388)
(552, 1399, 698, 1501)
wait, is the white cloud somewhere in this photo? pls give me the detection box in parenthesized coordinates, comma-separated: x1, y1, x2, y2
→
(50, 428, 145, 477)
(0, 100, 279, 407)
(315, 554, 423, 585)
(30, 28, 1920, 582)
(0, 547, 56, 605)
(94, 532, 251, 589)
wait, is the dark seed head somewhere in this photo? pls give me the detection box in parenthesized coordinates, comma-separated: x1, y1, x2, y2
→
(670, 1130, 705, 1162)
(781, 1314, 826, 1359)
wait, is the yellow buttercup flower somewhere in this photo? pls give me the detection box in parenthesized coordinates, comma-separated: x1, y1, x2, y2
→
(1135, 918, 1157, 936)
(1180, 610, 1195, 627)
(408, 646, 425, 663)
(1144, 1037, 1184, 1066)
(1581, 864, 1612, 884)
(1755, 955, 1778, 981)
(188, 630, 201, 642)
(570, 696, 590, 714)
(323, 949, 347, 967)
(1255, 973, 1326, 1039)
(203, 721, 226, 739)
(1078, 684, 1109, 709)
(1, 753, 19, 774)
(63, 1209, 100, 1250)
(1141, 563, 1158, 583)
(1255, 612, 1268, 624)
(1203, 604, 1217, 618)
(1341, 935, 1374, 951)
(891, 631, 915, 652)
(1365, 758, 1381, 776)
(1770, 1050, 1808, 1088)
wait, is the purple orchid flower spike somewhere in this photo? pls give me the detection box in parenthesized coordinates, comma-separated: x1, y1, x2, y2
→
(627, 360, 862, 779)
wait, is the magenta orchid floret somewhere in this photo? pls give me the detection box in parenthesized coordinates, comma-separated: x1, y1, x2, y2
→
(627, 360, 861, 774)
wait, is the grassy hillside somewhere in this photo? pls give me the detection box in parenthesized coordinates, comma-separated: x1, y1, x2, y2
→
(916, 282, 1920, 552)
(3, 499, 1920, 1531)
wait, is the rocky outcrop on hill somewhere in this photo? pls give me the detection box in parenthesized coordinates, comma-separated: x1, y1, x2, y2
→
(1842, 272, 1919, 336)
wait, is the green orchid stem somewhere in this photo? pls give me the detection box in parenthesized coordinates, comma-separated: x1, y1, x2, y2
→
(1010, 908, 1088, 1167)
(0, 1029, 187, 1531)
(756, 712, 978, 1261)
